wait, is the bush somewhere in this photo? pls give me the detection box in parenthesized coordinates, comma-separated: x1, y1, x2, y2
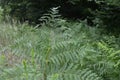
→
(94, 0, 120, 34)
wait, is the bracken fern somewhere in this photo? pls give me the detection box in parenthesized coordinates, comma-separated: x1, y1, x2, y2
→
(0, 7, 120, 80)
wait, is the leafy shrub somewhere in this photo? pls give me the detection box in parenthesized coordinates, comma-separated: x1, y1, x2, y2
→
(93, 0, 120, 34)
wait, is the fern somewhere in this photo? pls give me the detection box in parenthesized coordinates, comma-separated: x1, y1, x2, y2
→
(39, 6, 62, 28)
(1, 8, 120, 80)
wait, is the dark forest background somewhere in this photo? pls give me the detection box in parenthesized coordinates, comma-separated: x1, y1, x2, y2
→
(0, 0, 120, 34)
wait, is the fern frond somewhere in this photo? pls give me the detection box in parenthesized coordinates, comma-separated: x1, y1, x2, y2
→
(39, 6, 61, 27)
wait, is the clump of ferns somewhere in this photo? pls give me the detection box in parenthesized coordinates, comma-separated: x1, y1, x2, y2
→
(19, 31, 103, 80)
(0, 30, 104, 80)
(97, 41, 120, 65)
(39, 6, 67, 29)
(0, 40, 103, 80)
(36, 36, 104, 80)
(92, 40, 120, 80)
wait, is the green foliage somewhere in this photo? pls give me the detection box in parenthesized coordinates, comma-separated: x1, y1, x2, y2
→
(0, 0, 99, 24)
(0, 0, 120, 34)
(0, 0, 58, 23)
(0, 14, 120, 80)
(95, 0, 120, 5)
(93, 0, 120, 34)
(0, 7, 4, 21)
(39, 7, 62, 28)
(0, 54, 6, 65)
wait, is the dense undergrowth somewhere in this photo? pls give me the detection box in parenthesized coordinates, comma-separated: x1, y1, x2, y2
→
(0, 18, 120, 80)
(0, 7, 120, 80)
